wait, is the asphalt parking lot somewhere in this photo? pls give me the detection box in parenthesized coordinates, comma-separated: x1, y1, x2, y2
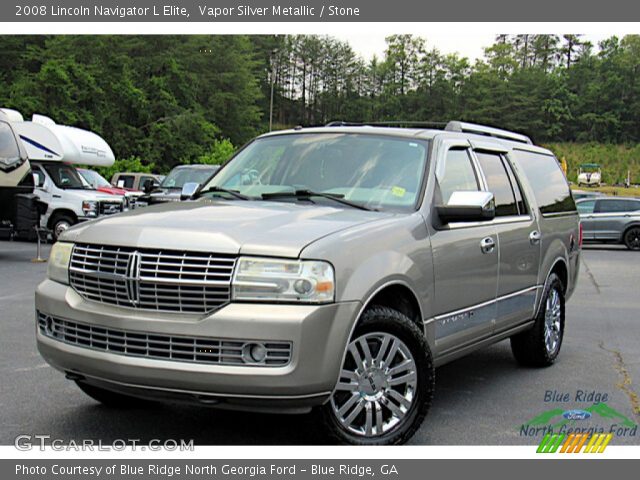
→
(1, 241, 638, 446)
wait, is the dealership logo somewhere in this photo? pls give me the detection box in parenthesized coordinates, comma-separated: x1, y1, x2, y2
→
(519, 401, 638, 441)
(537, 432, 613, 453)
(562, 409, 592, 421)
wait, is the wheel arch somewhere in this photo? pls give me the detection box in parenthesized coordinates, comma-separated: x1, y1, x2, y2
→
(534, 257, 569, 318)
(327, 280, 425, 400)
(621, 222, 640, 243)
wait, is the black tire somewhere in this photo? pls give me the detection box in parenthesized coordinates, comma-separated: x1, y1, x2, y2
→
(50, 213, 75, 242)
(75, 381, 149, 408)
(510, 273, 565, 367)
(321, 305, 434, 445)
(623, 227, 640, 251)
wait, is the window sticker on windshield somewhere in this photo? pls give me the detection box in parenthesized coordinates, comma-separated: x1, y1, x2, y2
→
(391, 186, 406, 197)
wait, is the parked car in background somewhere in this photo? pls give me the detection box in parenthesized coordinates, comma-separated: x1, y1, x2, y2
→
(577, 197, 640, 250)
(37, 121, 580, 445)
(571, 189, 605, 201)
(139, 164, 219, 205)
(577, 163, 602, 187)
(111, 172, 163, 192)
(78, 168, 141, 210)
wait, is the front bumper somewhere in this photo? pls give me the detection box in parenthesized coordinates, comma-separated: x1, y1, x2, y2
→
(36, 279, 361, 411)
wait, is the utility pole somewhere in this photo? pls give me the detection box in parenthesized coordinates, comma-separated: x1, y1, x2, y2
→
(269, 48, 278, 132)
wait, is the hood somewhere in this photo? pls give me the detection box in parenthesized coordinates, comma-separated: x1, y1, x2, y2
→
(97, 186, 127, 196)
(61, 189, 123, 202)
(62, 199, 395, 258)
(148, 188, 181, 203)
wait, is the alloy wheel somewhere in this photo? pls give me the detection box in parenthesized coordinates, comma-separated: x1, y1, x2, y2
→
(330, 332, 417, 437)
(544, 288, 562, 355)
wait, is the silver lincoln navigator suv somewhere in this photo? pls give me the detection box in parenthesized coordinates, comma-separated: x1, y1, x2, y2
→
(36, 121, 581, 445)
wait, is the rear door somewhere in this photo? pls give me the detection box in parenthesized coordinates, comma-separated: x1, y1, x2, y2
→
(472, 144, 540, 332)
(592, 199, 632, 241)
(430, 139, 499, 354)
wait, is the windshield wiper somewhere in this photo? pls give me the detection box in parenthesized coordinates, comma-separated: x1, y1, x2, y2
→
(196, 186, 250, 200)
(261, 189, 375, 211)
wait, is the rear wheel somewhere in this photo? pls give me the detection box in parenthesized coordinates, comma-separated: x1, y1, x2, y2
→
(322, 306, 434, 445)
(510, 273, 565, 367)
(623, 227, 640, 251)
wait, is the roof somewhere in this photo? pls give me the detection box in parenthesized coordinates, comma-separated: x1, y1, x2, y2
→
(257, 121, 542, 151)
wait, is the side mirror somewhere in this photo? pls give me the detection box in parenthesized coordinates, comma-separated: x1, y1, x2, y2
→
(180, 182, 200, 200)
(436, 191, 495, 224)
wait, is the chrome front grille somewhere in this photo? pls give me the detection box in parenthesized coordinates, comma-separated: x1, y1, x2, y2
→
(37, 312, 292, 367)
(98, 201, 123, 215)
(69, 243, 235, 313)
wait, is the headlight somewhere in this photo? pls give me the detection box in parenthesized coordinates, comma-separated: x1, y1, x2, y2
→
(232, 257, 335, 303)
(47, 242, 74, 285)
(82, 200, 98, 217)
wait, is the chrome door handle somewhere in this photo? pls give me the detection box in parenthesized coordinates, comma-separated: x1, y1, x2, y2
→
(480, 236, 496, 254)
(529, 230, 541, 245)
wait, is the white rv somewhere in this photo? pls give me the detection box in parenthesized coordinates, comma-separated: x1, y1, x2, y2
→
(5, 110, 125, 240)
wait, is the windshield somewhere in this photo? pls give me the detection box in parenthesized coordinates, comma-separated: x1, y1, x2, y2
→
(203, 133, 428, 211)
(42, 163, 90, 189)
(161, 166, 217, 189)
(79, 169, 111, 188)
(0, 121, 21, 167)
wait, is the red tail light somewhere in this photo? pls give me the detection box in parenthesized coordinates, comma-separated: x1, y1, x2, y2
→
(578, 222, 584, 248)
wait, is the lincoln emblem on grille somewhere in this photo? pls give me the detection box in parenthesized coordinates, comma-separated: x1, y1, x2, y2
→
(125, 251, 141, 306)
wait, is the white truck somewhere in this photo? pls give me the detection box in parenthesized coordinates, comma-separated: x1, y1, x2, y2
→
(5, 110, 125, 241)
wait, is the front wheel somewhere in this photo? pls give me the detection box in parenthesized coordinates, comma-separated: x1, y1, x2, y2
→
(624, 227, 640, 251)
(510, 273, 565, 367)
(321, 306, 434, 445)
(50, 214, 75, 242)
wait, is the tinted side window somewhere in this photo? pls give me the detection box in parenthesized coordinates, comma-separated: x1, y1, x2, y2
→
(512, 150, 576, 214)
(627, 200, 640, 212)
(596, 200, 638, 213)
(437, 148, 479, 203)
(117, 175, 134, 189)
(577, 200, 595, 214)
(503, 156, 528, 215)
(140, 176, 156, 187)
(475, 151, 518, 216)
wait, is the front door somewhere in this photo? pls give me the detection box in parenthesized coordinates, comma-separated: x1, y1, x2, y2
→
(430, 140, 499, 354)
(577, 200, 597, 240)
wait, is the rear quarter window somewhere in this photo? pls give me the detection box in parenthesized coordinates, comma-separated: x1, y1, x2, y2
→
(512, 149, 576, 215)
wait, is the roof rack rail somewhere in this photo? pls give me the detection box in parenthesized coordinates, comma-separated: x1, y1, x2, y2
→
(325, 120, 448, 129)
(324, 120, 532, 144)
(445, 121, 532, 144)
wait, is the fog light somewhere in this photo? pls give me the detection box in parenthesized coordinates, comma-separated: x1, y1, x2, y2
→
(250, 343, 267, 362)
(243, 343, 267, 363)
